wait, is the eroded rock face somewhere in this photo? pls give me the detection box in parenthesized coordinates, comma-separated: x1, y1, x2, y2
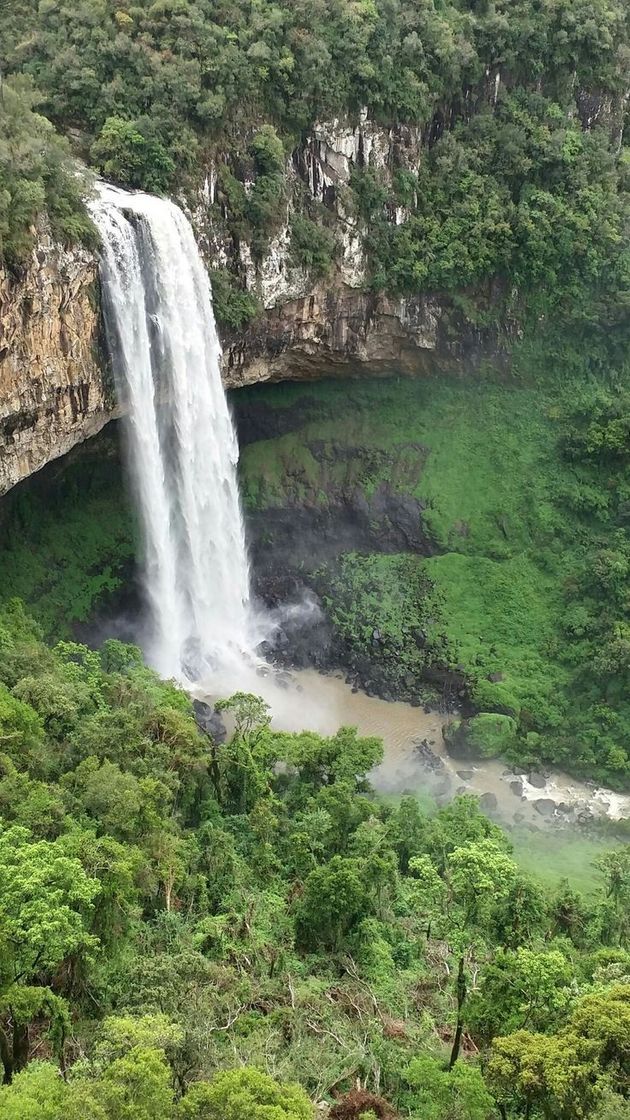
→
(0, 114, 502, 495)
(210, 113, 504, 386)
(222, 283, 501, 387)
(0, 231, 112, 495)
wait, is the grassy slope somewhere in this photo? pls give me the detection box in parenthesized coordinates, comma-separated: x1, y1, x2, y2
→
(237, 373, 629, 783)
(0, 430, 136, 637)
(239, 376, 572, 670)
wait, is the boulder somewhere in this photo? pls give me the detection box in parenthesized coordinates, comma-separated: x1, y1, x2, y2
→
(533, 798, 556, 817)
(479, 792, 498, 812)
(413, 738, 445, 773)
(193, 699, 227, 743)
(528, 772, 547, 789)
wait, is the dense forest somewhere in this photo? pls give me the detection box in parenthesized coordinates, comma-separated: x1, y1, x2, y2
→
(1, 0, 629, 354)
(0, 597, 628, 1118)
(1, 0, 630, 1116)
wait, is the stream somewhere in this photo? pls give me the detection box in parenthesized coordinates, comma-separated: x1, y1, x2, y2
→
(209, 666, 630, 835)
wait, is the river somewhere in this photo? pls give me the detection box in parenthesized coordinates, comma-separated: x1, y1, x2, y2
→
(209, 666, 630, 836)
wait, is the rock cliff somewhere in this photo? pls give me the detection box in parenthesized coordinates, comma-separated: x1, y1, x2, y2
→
(204, 109, 505, 385)
(0, 113, 502, 494)
(0, 230, 111, 495)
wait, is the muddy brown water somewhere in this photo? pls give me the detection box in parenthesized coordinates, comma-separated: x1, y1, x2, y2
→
(201, 666, 630, 830)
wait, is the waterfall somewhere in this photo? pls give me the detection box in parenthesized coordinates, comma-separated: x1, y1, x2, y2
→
(91, 185, 256, 682)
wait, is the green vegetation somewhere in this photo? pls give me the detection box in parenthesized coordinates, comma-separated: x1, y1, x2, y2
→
(0, 432, 135, 637)
(0, 597, 627, 1118)
(237, 374, 630, 786)
(1, 0, 628, 348)
(1, 2, 629, 1115)
(313, 553, 450, 702)
(445, 713, 518, 760)
(209, 267, 261, 332)
(0, 75, 96, 267)
(361, 91, 629, 368)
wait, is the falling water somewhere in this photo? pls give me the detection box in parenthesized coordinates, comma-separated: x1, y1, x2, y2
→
(91, 185, 255, 682)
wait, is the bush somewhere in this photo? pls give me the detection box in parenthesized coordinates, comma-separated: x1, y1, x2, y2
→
(91, 117, 175, 193)
(445, 713, 518, 760)
(290, 215, 336, 277)
(209, 268, 260, 332)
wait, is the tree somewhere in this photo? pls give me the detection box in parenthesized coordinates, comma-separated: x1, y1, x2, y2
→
(597, 850, 630, 946)
(0, 823, 99, 1082)
(91, 118, 175, 194)
(0, 1061, 105, 1120)
(487, 1029, 602, 1119)
(569, 985, 630, 1093)
(297, 855, 370, 951)
(95, 1047, 175, 1120)
(402, 1055, 495, 1120)
(467, 947, 574, 1042)
(213, 694, 273, 814)
(410, 836, 518, 1068)
(176, 1068, 312, 1120)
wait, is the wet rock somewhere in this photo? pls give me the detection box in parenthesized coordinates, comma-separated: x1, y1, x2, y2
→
(456, 785, 467, 795)
(193, 700, 227, 744)
(509, 779, 524, 797)
(433, 778, 453, 802)
(533, 798, 556, 817)
(514, 811, 525, 823)
(456, 769, 474, 781)
(528, 772, 548, 789)
(577, 809, 595, 825)
(413, 738, 445, 773)
(479, 792, 498, 812)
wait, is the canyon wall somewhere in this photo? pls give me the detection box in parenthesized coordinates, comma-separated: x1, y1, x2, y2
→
(0, 113, 506, 494)
(0, 229, 112, 495)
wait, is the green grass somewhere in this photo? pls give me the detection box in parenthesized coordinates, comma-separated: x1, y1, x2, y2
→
(424, 552, 568, 722)
(0, 431, 136, 637)
(236, 372, 630, 786)
(238, 376, 575, 559)
(510, 829, 619, 896)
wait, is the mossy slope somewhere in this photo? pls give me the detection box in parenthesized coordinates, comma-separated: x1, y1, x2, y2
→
(236, 373, 629, 787)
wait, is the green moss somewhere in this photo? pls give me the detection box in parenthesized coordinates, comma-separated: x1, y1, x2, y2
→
(445, 713, 518, 759)
(0, 432, 136, 638)
(236, 371, 630, 785)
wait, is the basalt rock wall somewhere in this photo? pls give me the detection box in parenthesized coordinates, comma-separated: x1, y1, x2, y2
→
(0, 110, 508, 495)
(0, 230, 112, 496)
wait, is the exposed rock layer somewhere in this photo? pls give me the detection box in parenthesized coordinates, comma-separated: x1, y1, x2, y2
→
(0, 234, 112, 495)
(0, 113, 502, 493)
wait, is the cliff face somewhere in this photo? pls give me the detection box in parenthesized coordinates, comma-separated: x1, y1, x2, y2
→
(212, 111, 505, 386)
(222, 285, 502, 388)
(0, 112, 504, 493)
(0, 231, 111, 495)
